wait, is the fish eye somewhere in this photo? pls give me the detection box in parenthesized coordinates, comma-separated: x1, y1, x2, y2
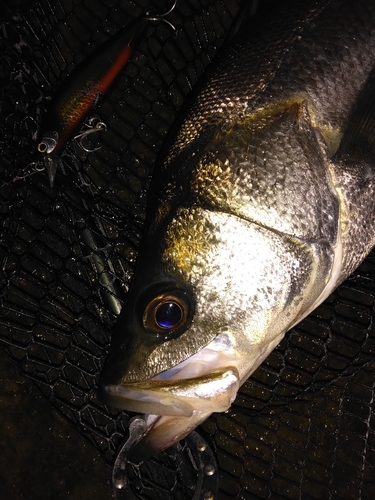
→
(142, 291, 190, 336)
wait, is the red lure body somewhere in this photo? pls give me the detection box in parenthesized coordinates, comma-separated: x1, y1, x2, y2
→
(37, 16, 149, 183)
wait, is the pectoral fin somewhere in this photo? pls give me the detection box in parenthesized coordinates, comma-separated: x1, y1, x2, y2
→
(330, 68, 375, 284)
(335, 68, 375, 180)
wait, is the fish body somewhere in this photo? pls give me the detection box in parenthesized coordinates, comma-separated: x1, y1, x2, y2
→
(101, 0, 375, 457)
(36, 15, 149, 186)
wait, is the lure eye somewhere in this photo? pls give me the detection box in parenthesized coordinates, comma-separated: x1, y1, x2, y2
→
(142, 291, 190, 336)
(37, 142, 48, 153)
(37, 131, 59, 155)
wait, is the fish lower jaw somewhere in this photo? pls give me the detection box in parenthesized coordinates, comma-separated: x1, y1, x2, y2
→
(101, 366, 240, 417)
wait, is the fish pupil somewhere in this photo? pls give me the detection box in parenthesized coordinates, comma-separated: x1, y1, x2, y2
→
(155, 301, 182, 329)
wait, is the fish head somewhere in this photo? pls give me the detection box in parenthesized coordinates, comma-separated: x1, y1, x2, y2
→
(100, 101, 338, 455)
(100, 216, 330, 456)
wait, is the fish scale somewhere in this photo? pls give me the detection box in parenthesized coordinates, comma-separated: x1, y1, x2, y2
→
(163, 0, 375, 163)
(190, 106, 339, 242)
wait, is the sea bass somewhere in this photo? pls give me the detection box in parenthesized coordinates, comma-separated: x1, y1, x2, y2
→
(100, 0, 375, 457)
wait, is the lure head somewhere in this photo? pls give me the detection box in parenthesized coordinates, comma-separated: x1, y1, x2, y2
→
(37, 130, 59, 156)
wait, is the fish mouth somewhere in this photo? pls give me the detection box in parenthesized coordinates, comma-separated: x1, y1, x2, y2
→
(100, 337, 240, 417)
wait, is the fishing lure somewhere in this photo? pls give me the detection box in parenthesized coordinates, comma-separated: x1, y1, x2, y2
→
(35, 2, 176, 187)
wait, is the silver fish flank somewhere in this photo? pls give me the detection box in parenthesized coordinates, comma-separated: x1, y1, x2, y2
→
(100, 0, 375, 457)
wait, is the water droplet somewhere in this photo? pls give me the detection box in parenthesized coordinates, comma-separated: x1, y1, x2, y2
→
(204, 464, 215, 476)
(114, 477, 127, 489)
(196, 441, 206, 452)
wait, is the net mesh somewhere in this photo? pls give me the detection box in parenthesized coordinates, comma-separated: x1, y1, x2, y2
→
(1, 0, 374, 498)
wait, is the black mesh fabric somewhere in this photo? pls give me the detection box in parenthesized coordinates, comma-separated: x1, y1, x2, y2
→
(1, 0, 374, 499)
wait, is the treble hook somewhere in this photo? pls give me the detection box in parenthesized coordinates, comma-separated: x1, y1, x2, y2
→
(10, 161, 45, 183)
(144, 0, 177, 34)
(112, 414, 219, 500)
(112, 416, 151, 500)
(73, 118, 107, 153)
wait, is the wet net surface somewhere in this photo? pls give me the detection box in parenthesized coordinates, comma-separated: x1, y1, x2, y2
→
(0, 0, 374, 499)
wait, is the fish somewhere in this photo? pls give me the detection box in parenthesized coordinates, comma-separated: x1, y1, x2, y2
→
(100, 0, 375, 459)
(35, 4, 175, 187)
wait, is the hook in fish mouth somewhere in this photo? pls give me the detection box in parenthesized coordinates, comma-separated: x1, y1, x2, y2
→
(100, 333, 240, 417)
(112, 414, 219, 496)
(107, 340, 242, 460)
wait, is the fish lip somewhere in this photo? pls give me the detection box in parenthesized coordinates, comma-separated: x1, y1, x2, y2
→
(100, 383, 195, 416)
(101, 366, 239, 416)
(100, 335, 240, 416)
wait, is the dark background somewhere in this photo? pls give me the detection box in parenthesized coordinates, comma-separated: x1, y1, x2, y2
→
(1, 0, 374, 498)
